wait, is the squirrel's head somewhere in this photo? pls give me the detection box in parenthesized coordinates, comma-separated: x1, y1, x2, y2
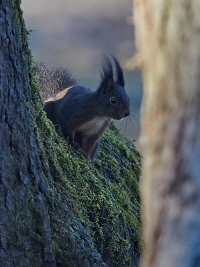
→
(97, 56, 130, 120)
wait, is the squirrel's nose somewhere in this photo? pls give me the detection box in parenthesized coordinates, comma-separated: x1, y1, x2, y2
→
(124, 110, 130, 117)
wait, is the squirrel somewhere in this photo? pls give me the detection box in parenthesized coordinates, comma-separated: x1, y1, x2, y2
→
(35, 56, 130, 161)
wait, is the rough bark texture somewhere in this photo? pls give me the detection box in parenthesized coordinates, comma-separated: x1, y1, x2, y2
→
(0, 1, 141, 266)
(134, 1, 200, 267)
(0, 1, 56, 265)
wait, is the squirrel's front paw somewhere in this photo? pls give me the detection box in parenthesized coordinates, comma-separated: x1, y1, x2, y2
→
(68, 138, 80, 150)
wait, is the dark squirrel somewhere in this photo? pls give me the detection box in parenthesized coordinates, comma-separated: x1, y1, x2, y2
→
(35, 56, 130, 160)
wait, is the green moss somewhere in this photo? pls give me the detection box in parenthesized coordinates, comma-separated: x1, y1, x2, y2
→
(28, 63, 142, 264)
(25, 53, 142, 264)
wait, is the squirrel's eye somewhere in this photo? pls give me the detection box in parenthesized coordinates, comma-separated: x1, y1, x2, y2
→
(110, 97, 117, 104)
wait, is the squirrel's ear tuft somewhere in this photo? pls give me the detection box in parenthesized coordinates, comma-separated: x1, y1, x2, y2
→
(101, 55, 114, 82)
(112, 56, 125, 87)
(98, 56, 114, 94)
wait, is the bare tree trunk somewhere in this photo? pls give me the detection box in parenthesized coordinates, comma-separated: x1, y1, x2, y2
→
(134, 0, 200, 267)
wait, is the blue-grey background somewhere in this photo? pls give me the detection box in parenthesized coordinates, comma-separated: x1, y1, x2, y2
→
(21, 0, 143, 140)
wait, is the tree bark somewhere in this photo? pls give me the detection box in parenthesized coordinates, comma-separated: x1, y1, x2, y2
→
(0, 0, 56, 265)
(134, 1, 200, 267)
(0, 1, 141, 266)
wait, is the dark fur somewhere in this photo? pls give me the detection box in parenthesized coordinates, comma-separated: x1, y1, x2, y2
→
(39, 57, 130, 160)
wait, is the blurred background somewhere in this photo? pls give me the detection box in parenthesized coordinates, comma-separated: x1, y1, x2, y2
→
(21, 0, 143, 141)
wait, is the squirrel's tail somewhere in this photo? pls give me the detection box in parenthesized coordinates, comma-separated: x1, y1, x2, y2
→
(34, 61, 76, 101)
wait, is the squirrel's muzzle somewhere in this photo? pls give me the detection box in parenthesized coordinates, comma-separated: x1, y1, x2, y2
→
(114, 108, 130, 120)
(124, 110, 130, 117)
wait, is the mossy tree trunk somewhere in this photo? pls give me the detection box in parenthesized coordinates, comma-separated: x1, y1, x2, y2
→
(0, 1, 141, 266)
(134, 1, 200, 267)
